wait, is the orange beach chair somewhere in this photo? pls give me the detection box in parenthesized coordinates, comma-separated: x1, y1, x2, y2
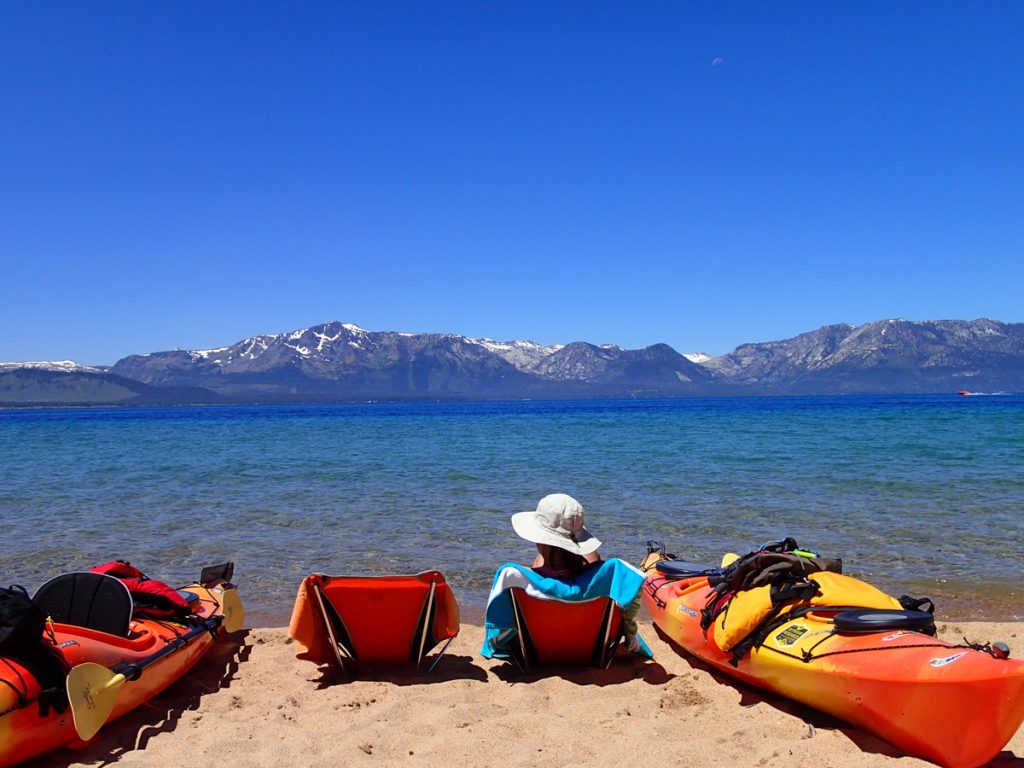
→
(507, 587, 623, 670)
(289, 571, 460, 675)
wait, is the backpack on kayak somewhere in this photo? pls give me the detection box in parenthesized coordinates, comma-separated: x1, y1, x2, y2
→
(699, 539, 935, 665)
(712, 570, 909, 653)
(700, 539, 842, 635)
(0, 584, 70, 716)
(0, 585, 45, 658)
(90, 561, 193, 620)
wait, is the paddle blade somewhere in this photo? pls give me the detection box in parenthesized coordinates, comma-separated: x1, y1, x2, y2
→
(66, 662, 126, 740)
(721, 552, 740, 567)
(220, 587, 245, 632)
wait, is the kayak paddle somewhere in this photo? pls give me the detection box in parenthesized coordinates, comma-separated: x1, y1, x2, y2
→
(66, 587, 244, 740)
(216, 585, 245, 633)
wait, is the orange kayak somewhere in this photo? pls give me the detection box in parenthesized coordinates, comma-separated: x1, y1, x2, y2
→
(641, 553, 1024, 768)
(0, 567, 242, 767)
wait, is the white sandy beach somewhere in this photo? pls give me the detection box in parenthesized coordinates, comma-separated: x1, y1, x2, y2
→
(33, 620, 1023, 768)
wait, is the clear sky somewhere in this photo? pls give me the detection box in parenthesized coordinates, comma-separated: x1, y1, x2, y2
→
(2, 2, 1022, 365)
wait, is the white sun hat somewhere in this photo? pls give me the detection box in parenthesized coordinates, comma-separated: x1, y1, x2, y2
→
(510, 493, 601, 555)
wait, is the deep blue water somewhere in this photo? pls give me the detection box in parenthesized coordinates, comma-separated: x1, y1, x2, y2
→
(2, 395, 1022, 625)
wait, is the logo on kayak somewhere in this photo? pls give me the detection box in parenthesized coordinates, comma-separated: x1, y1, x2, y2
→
(80, 682, 97, 711)
(57, 639, 80, 649)
(883, 631, 908, 641)
(677, 605, 699, 619)
(929, 652, 968, 668)
(774, 624, 809, 647)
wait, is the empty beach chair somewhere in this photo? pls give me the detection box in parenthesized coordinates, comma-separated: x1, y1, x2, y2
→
(33, 571, 134, 637)
(289, 571, 460, 675)
(507, 587, 623, 670)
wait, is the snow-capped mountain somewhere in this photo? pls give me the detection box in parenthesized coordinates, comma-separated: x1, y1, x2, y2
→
(697, 319, 1024, 392)
(0, 360, 103, 373)
(4, 318, 1023, 405)
(466, 338, 562, 371)
(107, 321, 714, 399)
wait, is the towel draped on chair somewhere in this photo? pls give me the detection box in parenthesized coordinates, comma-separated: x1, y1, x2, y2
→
(481, 558, 652, 660)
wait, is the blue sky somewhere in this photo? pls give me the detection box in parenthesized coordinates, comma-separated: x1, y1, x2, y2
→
(2, 2, 1022, 364)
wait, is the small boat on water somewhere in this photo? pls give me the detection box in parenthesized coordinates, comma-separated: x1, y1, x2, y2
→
(641, 544, 1024, 768)
(0, 563, 243, 767)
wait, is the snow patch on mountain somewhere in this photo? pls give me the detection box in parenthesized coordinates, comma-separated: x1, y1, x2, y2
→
(240, 336, 276, 360)
(0, 360, 103, 373)
(314, 330, 342, 352)
(192, 347, 229, 360)
(684, 352, 714, 364)
(469, 338, 562, 370)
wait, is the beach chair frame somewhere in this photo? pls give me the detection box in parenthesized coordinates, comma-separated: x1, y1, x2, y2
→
(310, 572, 456, 676)
(508, 588, 623, 672)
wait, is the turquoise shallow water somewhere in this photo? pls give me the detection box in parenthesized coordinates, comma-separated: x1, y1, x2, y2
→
(2, 395, 1022, 625)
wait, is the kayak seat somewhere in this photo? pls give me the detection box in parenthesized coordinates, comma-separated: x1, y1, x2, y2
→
(295, 571, 460, 675)
(833, 608, 936, 635)
(507, 588, 623, 670)
(33, 572, 134, 637)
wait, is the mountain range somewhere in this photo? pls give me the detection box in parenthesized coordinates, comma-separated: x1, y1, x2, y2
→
(2, 319, 1022, 406)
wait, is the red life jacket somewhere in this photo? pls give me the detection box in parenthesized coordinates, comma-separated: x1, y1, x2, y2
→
(90, 561, 193, 620)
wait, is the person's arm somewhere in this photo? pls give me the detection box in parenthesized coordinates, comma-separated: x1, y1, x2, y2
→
(583, 550, 601, 564)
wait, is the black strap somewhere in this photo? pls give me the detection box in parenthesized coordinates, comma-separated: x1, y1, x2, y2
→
(11, 643, 69, 716)
(728, 602, 940, 666)
(769, 580, 819, 606)
(705, 575, 820, 646)
(0, 658, 27, 712)
(700, 584, 733, 630)
(728, 602, 793, 666)
(643, 578, 672, 610)
(710, 550, 841, 593)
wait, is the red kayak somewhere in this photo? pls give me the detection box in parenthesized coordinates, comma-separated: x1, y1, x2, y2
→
(0, 564, 243, 767)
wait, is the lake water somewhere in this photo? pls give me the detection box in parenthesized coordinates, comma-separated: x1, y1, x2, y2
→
(2, 395, 1022, 626)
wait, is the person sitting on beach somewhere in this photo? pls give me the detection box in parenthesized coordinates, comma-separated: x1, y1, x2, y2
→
(512, 493, 602, 580)
(480, 493, 651, 660)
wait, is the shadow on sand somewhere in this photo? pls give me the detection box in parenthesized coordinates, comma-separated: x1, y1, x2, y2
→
(304, 646, 671, 689)
(484, 648, 673, 687)
(309, 652, 489, 688)
(34, 629, 251, 768)
(652, 624, 1024, 766)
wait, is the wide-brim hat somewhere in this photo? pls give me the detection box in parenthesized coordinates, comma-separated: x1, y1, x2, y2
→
(510, 493, 601, 556)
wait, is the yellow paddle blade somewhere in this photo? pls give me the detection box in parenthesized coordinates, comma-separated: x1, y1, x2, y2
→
(220, 587, 245, 632)
(66, 662, 126, 741)
(721, 552, 740, 567)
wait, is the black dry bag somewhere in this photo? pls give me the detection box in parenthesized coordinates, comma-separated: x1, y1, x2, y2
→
(0, 585, 45, 657)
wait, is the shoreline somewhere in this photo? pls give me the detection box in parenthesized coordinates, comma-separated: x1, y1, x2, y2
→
(34, 620, 1024, 768)
(244, 588, 1024, 634)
